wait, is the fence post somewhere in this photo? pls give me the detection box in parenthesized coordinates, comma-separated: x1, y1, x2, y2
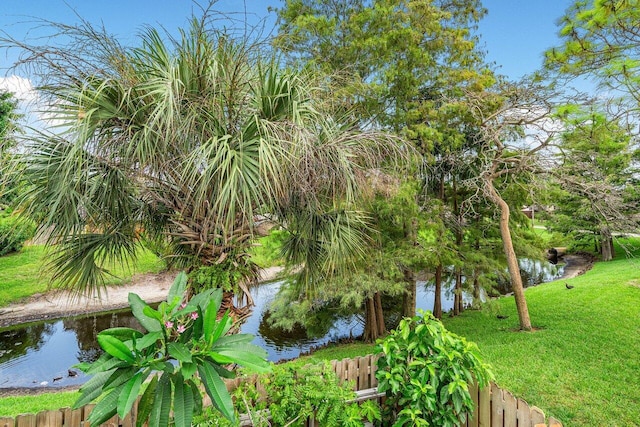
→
(14, 414, 36, 427)
(502, 389, 517, 427)
(548, 416, 563, 427)
(516, 398, 532, 426)
(478, 385, 491, 426)
(530, 406, 546, 426)
(357, 355, 370, 390)
(490, 383, 504, 427)
(36, 410, 62, 426)
(467, 381, 479, 427)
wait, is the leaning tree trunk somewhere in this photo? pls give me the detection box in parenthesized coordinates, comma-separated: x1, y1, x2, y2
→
(484, 177, 532, 331)
(433, 264, 443, 320)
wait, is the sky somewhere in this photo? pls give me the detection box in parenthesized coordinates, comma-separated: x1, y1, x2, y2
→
(0, 0, 575, 114)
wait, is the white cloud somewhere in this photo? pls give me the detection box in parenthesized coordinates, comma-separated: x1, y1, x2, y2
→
(0, 75, 46, 131)
(0, 75, 37, 104)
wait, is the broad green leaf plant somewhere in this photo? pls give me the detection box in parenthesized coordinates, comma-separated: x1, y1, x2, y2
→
(376, 310, 493, 427)
(73, 272, 271, 427)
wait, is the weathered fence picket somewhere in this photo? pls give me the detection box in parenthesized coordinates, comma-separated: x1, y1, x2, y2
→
(0, 355, 562, 427)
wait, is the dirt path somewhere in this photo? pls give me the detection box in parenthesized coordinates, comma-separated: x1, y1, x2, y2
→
(0, 267, 284, 328)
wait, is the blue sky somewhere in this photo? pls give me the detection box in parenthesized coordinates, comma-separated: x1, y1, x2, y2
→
(0, 0, 574, 102)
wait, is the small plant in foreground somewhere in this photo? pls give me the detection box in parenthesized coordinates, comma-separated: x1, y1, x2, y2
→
(263, 363, 380, 427)
(194, 363, 381, 426)
(376, 310, 493, 427)
(73, 272, 271, 427)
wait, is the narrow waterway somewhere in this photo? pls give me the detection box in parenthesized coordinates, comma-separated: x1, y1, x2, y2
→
(0, 259, 562, 390)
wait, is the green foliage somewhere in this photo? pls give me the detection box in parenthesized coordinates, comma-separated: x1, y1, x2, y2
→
(546, 0, 640, 104)
(247, 229, 288, 268)
(264, 363, 377, 426)
(0, 91, 21, 208)
(0, 91, 18, 143)
(0, 212, 35, 256)
(7, 11, 399, 298)
(273, 0, 488, 131)
(193, 363, 380, 426)
(547, 105, 639, 260)
(376, 310, 493, 427)
(189, 261, 251, 294)
(73, 272, 271, 427)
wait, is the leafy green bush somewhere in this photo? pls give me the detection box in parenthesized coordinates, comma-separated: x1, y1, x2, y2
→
(0, 212, 35, 256)
(73, 272, 270, 427)
(263, 363, 380, 427)
(194, 363, 380, 426)
(376, 311, 493, 427)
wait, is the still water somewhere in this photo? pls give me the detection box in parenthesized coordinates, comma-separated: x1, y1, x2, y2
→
(0, 260, 561, 389)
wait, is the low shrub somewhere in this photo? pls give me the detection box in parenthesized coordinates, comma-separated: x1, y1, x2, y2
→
(376, 310, 493, 427)
(195, 363, 380, 426)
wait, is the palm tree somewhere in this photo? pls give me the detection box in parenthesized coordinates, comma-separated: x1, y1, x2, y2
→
(8, 10, 398, 308)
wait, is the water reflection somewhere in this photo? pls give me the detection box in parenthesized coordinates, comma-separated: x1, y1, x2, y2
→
(0, 259, 561, 389)
(0, 309, 143, 389)
(240, 281, 363, 361)
(494, 259, 563, 294)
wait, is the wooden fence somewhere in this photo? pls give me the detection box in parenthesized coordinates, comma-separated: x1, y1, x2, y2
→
(0, 354, 562, 427)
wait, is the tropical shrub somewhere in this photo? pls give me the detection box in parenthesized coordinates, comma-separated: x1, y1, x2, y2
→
(194, 363, 381, 426)
(0, 212, 35, 256)
(263, 363, 380, 427)
(73, 272, 271, 427)
(376, 310, 493, 427)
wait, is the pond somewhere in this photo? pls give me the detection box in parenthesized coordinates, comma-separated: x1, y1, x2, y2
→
(0, 259, 562, 390)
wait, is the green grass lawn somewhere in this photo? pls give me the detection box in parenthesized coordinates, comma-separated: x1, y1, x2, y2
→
(1, 240, 638, 425)
(443, 239, 640, 426)
(0, 245, 165, 307)
(0, 391, 81, 418)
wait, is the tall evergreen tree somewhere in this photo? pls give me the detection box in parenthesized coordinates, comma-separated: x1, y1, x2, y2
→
(552, 105, 639, 260)
(546, 0, 640, 107)
(273, 0, 494, 319)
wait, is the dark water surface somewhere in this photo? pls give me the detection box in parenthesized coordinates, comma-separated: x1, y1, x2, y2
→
(0, 260, 562, 390)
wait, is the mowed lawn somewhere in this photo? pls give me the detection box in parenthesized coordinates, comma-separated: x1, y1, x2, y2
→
(444, 240, 640, 426)
(0, 245, 165, 307)
(1, 241, 638, 425)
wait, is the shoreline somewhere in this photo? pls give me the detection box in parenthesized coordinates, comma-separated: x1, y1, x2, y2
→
(555, 253, 596, 281)
(1, 252, 595, 329)
(0, 266, 285, 328)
